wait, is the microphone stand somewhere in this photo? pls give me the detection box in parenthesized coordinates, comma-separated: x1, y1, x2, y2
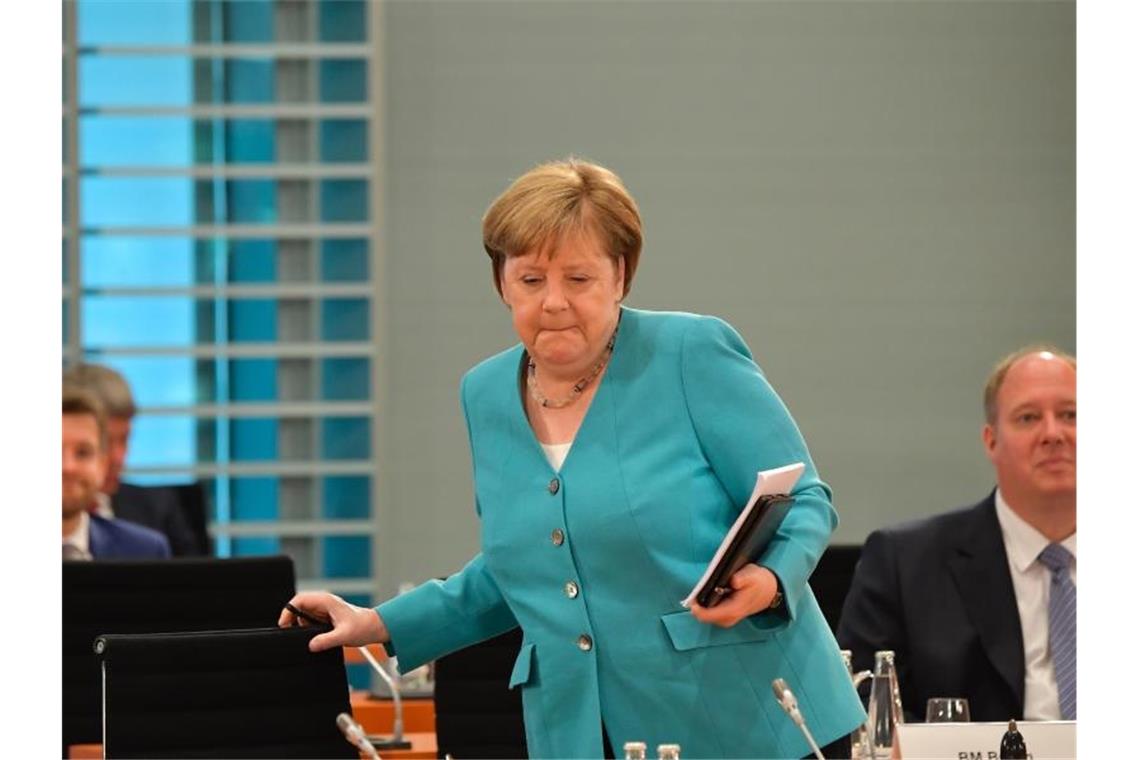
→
(358, 646, 413, 750)
(772, 678, 825, 760)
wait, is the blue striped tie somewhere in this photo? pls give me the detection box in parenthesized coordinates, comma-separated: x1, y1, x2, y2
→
(1038, 543, 1076, 720)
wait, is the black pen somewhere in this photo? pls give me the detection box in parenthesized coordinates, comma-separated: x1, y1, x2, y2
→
(285, 602, 328, 627)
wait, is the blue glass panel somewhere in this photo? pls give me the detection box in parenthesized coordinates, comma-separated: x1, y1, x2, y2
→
(322, 536, 371, 578)
(82, 296, 195, 347)
(320, 239, 368, 281)
(226, 120, 276, 163)
(82, 238, 195, 288)
(345, 663, 371, 692)
(232, 477, 280, 520)
(81, 116, 193, 166)
(229, 240, 277, 282)
(123, 473, 196, 487)
(78, 0, 191, 45)
(319, 0, 366, 42)
(82, 178, 194, 227)
(62, 299, 69, 345)
(229, 180, 277, 224)
(233, 537, 281, 555)
(201, 479, 220, 521)
(320, 180, 368, 222)
(224, 0, 273, 43)
(321, 358, 370, 400)
(80, 57, 192, 107)
(225, 59, 275, 104)
(319, 60, 367, 103)
(125, 415, 196, 468)
(319, 120, 367, 162)
(321, 417, 370, 460)
(232, 418, 278, 461)
(322, 476, 371, 519)
(97, 357, 197, 407)
(230, 358, 278, 402)
(229, 299, 277, 342)
(343, 593, 372, 608)
(321, 298, 369, 341)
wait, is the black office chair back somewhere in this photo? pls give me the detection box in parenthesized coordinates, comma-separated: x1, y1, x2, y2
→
(808, 543, 864, 633)
(63, 556, 296, 751)
(96, 626, 356, 758)
(433, 627, 528, 759)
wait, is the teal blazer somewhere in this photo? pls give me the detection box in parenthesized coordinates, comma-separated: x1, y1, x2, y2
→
(378, 308, 865, 758)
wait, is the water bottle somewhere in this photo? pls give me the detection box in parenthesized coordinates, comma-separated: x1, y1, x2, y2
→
(841, 649, 874, 759)
(865, 650, 904, 759)
(656, 743, 681, 760)
(623, 741, 647, 760)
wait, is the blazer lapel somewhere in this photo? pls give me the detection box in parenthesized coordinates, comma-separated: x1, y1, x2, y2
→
(87, 516, 108, 559)
(947, 494, 1024, 710)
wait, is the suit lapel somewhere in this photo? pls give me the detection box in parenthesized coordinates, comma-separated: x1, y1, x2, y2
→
(87, 515, 108, 559)
(946, 494, 1024, 710)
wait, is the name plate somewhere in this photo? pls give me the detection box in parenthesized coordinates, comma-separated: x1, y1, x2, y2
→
(896, 721, 1075, 760)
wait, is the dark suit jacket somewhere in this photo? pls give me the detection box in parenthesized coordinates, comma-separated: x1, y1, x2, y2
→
(89, 514, 171, 559)
(112, 482, 203, 556)
(836, 492, 1024, 722)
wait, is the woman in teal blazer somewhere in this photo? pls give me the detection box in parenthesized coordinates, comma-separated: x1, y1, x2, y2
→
(283, 159, 865, 759)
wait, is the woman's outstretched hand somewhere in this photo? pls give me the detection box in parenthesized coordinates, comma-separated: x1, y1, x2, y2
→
(689, 564, 781, 628)
(278, 591, 389, 652)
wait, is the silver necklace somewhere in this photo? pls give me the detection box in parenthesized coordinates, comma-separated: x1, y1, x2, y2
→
(527, 327, 618, 409)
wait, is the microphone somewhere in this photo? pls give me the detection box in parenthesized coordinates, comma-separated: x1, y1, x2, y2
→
(337, 712, 381, 760)
(356, 645, 413, 749)
(771, 678, 825, 760)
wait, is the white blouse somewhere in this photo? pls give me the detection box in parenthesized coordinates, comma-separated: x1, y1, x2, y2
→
(539, 441, 573, 472)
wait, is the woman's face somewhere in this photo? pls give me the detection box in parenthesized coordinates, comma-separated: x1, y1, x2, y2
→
(500, 231, 624, 379)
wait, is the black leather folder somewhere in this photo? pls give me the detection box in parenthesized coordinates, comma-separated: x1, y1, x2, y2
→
(695, 493, 793, 608)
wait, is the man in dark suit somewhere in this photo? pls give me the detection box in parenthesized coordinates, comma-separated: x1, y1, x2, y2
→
(112, 482, 206, 556)
(63, 363, 204, 556)
(63, 388, 171, 560)
(837, 345, 1076, 723)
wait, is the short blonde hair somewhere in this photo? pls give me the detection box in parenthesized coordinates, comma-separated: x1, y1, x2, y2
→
(482, 158, 642, 298)
(983, 344, 1076, 425)
(63, 363, 136, 418)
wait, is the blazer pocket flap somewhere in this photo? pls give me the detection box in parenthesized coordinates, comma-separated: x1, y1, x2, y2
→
(661, 609, 789, 652)
(508, 642, 535, 689)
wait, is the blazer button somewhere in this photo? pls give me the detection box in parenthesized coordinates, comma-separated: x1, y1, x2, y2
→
(576, 634, 593, 652)
(548, 478, 560, 495)
(564, 581, 579, 599)
(551, 528, 565, 546)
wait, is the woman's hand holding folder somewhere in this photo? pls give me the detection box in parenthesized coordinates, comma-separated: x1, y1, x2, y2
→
(688, 563, 781, 628)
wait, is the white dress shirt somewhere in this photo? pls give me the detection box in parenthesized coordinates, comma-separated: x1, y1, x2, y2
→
(994, 489, 1077, 721)
(63, 510, 93, 560)
(92, 491, 114, 519)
